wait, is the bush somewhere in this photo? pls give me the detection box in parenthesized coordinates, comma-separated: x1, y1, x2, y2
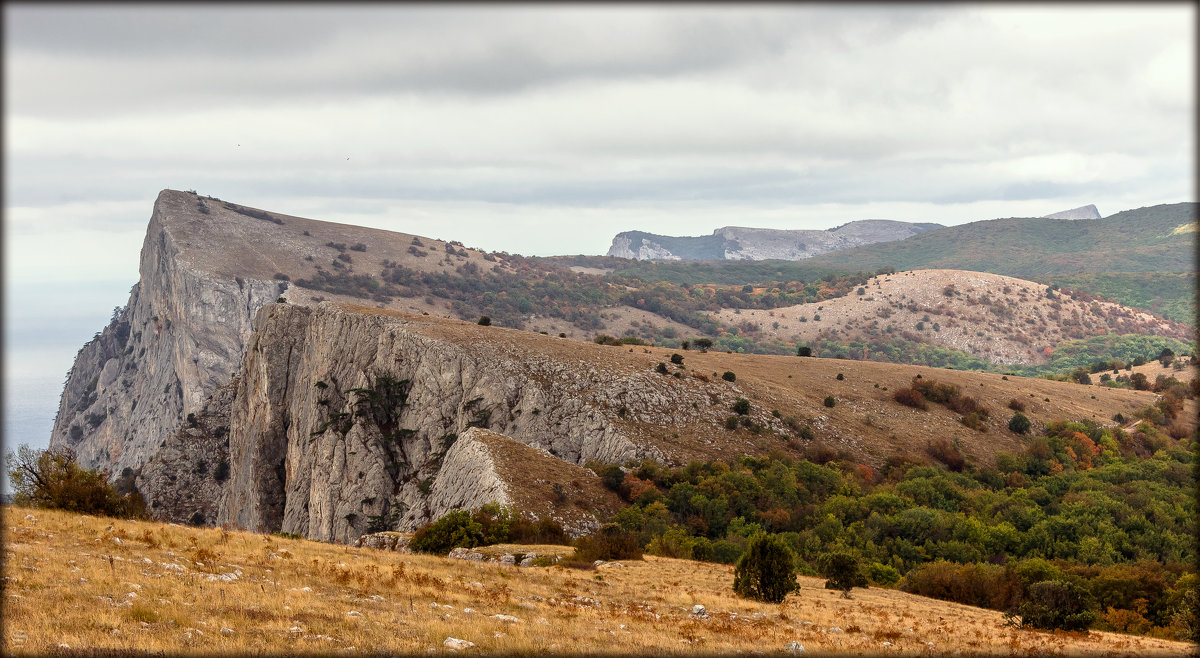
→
(819, 550, 868, 598)
(836, 373, 844, 381)
(732, 398, 751, 415)
(722, 371, 737, 382)
(928, 438, 965, 471)
(797, 345, 812, 357)
(893, 387, 927, 409)
(670, 353, 684, 365)
(1015, 580, 1097, 631)
(1008, 399, 1026, 412)
(725, 415, 740, 430)
(1009, 412, 1032, 435)
(733, 533, 799, 603)
(5, 445, 146, 519)
(477, 316, 491, 326)
(409, 510, 483, 554)
(656, 363, 669, 375)
(866, 562, 901, 586)
(572, 523, 643, 564)
(711, 539, 745, 564)
(823, 396, 836, 408)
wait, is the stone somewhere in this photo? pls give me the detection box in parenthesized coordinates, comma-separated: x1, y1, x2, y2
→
(443, 637, 474, 650)
(491, 614, 522, 623)
(220, 627, 234, 636)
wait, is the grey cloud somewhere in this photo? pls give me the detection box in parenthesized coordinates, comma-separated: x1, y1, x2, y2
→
(6, 5, 950, 117)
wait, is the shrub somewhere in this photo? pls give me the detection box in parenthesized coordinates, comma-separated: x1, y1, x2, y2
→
(409, 510, 483, 554)
(670, 353, 684, 365)
(213, 458, 230, 482)
(1015, 580, 1097, 631)
(5, 445, 146, 519)
(928, 438, 965, 471)
(722, 371, 737, 382)
(1008, 399, 1026, 412)
(477, 316, 491, 326)
(732, 398, 751, 415)
(836, 373, 844, 381)
(1009, 412, 1031, 435)
(655, 362, 669, 375)
(349, 243, 367, 252)
(694, 338, 714, 352)
(797, 345, 812, 357)
(893, 387, 927, 409)
(823, 396, 836, 408)
(866, 562, 901, 586)
(733, 533, 798, 603)
(572, 523, 643, 564)
(711, 539, 745, 564)
(819, 550, 868, 598)
(725, 416, 740, 430)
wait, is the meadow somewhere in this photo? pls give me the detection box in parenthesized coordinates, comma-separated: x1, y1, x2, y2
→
(3, 505, 1191, 655)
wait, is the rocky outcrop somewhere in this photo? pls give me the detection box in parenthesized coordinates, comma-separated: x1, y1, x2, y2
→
(1042, 204, 1100, 220)
(606, 220, 943, 261)
(211, 302, 675, 542)
(50, 190, 285, 477)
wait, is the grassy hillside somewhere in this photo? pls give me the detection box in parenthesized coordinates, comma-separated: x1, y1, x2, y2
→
(799, 203, 1196, 278)
(1039, 272, 1197, 326)
(4, 503, 1193, 655)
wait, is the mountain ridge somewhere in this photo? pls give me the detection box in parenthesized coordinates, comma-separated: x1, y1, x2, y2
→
(49, 190, 1188, 542)
(606, 219, 944, 261)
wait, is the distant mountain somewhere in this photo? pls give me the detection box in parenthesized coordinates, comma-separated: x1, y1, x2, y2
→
(1042, 204, 1101, 220)
(800, 203, 1197, 278)
(606, 220, 944, 261)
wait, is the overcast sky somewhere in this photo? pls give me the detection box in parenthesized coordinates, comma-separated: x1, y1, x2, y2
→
(2, 3, 1195, 451)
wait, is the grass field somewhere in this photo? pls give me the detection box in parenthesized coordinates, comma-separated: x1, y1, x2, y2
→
(3, 505, 1191, 655)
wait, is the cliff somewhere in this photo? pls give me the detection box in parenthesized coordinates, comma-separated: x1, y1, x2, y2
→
(52, 190, 1168, 544)
(1042, 204, 1101, 220)
(605, 220, 943, 260)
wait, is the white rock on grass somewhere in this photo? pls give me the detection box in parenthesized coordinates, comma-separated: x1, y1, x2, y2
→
(220, 627, 234, 635)
(443, 637, 475, 650)
(784, 642, 805, 654)
(491, 614, 521, 623)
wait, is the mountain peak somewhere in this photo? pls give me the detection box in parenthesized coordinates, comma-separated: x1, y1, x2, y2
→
(1042, 204, 1100, 220)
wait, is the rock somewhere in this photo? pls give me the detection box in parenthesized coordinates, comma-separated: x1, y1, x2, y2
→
(220, 627, 234, 635)
(491, 614, 522, 623)
(828, 626, 843, 633)
(691, 604, 707, 617)
(346, 611, 361, 617)
(443, 637, 475, 650)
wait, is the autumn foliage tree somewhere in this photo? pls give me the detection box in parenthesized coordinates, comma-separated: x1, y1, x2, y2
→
(6, 444, 146, 519)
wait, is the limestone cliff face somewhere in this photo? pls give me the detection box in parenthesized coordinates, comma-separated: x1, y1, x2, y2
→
(214, 302, 678, 542)
(50, 190, 285, 476)
(606, 220, 943, 261)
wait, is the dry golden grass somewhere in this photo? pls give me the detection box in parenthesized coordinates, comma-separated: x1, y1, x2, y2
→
(4, 505, 1191, 655)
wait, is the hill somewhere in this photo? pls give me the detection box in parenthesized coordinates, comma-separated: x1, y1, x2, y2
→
(711, 269, 1193, 367)
(51, 190, 1193, 545)
(606, 220, 943, 261)
(4, 506, 1191, 655)
(800, 203, 1196, 277)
